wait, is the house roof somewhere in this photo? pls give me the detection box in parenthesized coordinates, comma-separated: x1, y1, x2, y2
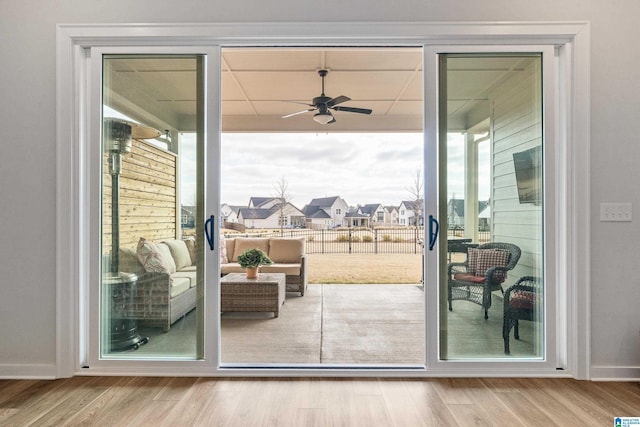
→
(249, 197, 277, 208)
(307, 196, 342, 208)
(400, 200, 423, 210)
(238, 208, 274, 220)
(448, 199, 490, 217)
(359, 203, 382, 215)
(345, 211, 369, 218)
(302, 205, 331, 219)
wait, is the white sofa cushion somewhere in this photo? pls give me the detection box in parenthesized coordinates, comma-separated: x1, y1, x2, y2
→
(170, 276, 191, 298)
(172, 271, 198, 288)
(164, 239, 192, 271)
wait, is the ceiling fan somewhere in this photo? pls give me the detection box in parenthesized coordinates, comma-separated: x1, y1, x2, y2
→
(282, 69, 373, 124)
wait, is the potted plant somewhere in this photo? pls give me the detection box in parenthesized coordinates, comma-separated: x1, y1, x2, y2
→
(236, 248, 273, 279)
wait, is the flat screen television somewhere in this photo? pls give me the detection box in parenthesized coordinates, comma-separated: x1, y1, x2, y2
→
(512, 146, 542, 205)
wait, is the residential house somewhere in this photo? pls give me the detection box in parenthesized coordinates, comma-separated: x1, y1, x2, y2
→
(238, 200, 305, 229)
(384, 206, 399, 225)
(358, 203, 385, 226)
(221, 203, 240, 223)
(180, 205, 195, 228)
(344, 209, 370, 227)
(447, 199, 490, 229)
(398, 200, 424, 226)
(302, 196, 349, 229)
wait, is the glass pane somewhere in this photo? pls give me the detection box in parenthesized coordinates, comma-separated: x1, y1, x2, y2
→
(440, 54, 544, 359)
(100, 55, 204, 359)
(219, 47, 425, 366)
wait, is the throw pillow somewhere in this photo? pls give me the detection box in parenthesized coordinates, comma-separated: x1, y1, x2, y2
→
(269, 238, 304, 263)
(163, 239, 192, 271)
(220, 233, 228, 264)
(137, 237, 177, 274)
(467, 247, 480, 275)
(475, 248, 509, 282)
(231, 238, 269, 262)
(118, 246, 145, 274)
(183, 237, 196, 265)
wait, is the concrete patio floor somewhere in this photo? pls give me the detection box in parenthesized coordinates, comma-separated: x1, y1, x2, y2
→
(130, 284, 537, 363)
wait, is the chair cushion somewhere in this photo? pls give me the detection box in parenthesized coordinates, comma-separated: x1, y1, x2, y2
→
(231, 238, 270, 262)
(221, 263, 245, 274)
(453, 273, 486, 283)
(475, 249, 509, 282)
(261, 264, 301, 275)
(268, 238, 304, 263)
(509, 290, 538, 310)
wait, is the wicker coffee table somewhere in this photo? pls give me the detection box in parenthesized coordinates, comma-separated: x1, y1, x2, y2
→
(220, 273, 286, 318)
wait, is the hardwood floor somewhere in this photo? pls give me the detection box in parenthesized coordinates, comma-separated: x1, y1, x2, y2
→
(1, 377, 638, 426)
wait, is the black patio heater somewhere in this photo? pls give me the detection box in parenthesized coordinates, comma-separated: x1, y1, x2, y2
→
(104, 118, 158, 351)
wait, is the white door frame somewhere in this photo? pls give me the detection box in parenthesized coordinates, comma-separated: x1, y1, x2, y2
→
(56, 21, 590, 378)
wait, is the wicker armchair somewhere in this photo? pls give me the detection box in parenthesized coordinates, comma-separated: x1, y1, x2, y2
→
(448, 242, 521, 320)
(503, 276, 542, 354)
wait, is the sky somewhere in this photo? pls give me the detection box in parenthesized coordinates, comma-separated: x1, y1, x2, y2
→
(180, 132, 491, 209)
(105, 106, 489, 209)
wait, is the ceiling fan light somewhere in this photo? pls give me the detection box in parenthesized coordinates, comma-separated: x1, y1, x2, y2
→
(313, 112, 334, 125)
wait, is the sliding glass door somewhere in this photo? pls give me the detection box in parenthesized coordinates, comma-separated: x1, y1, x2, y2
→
(426, 48, 556, 366)
(96, 53, 212, 360)
(80, 38, 562, 374)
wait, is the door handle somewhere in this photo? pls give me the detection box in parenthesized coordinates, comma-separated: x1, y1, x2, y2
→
(428, 215, 439, 251)
(204, 215, 215, 251)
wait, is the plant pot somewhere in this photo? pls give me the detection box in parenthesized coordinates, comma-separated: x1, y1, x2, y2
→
(245, 267, 259, 279)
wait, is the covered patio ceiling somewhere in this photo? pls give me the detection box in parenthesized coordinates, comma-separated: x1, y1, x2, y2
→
(106, 48, 529, 134)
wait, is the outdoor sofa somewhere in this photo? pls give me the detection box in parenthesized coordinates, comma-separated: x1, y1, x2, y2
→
(221, 237, 308, 296)
(118, 238, 198, 332)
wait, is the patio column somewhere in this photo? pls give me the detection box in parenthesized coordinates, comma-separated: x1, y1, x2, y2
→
(464, 131, 478, 242)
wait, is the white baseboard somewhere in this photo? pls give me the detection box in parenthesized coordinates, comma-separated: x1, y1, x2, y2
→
(590, 365, 640, 381)
(0, 363, 58, 379)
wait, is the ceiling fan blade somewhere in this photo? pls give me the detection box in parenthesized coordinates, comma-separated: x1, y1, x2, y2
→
(327, 95, 351, 107)
(283, 100, 315, 106)
(282, 108, 316, 119)
(332, 106, 373, 115)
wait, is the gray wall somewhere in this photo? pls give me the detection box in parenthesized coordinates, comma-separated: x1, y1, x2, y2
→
(1, 0, 639, 377)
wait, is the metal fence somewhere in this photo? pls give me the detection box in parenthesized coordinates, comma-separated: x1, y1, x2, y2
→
(224, 227, 491, 255)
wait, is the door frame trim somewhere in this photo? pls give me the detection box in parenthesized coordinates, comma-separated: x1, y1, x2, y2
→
(56, 21, 590, 378)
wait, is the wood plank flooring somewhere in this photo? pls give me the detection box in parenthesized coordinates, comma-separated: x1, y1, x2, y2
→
(1, 376, 638, 426)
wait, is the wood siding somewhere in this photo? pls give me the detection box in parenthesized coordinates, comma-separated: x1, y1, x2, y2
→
(490, 58, 543, 280)
(103, 139, 178, 254)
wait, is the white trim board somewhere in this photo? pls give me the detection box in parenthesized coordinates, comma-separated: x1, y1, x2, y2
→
(55, 21, 591, 379)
